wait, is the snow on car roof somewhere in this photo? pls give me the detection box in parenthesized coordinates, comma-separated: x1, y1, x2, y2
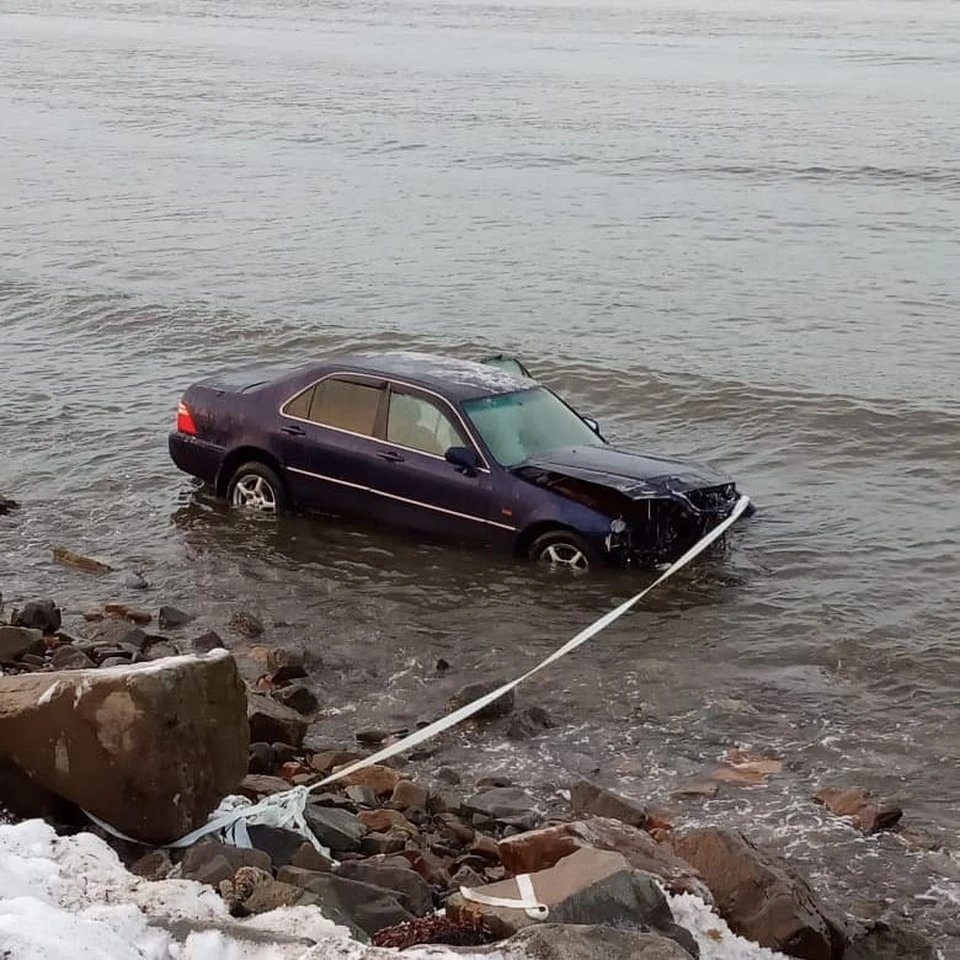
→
(331, 350, 536, 400)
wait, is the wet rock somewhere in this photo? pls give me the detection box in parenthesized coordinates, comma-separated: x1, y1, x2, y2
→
(462, 787, 539, 830)
(476, 775, 513, 789)
(712, 749, 783, 786)
(192, 630, 225, 653)
(239, 774, 295, 798)
(389, 779, 428, 810)
(333, 762, 401, 797)
(570, 779, 650, 829)
(356, 728, 389, 746)
(0, 650, 248, 844)
(272, 682, 318, 716)
(124, 571, 150, 591)
(0, 495, 19, 515)
(477, 924, 695, 960)
(230, 611, 264, 638)
(12, 600, 61, 634)
(267, 647, 308, 683)
(672, 827, 846, 959)
(336, 860, 434, 916)
(345, 784, 379, 807)
(310, 749, 366, 774)
(129, 849, 174, 881)
(248, 742, 277, 775)
(52, 547, 112, 574)
(247, 824, 309, 868)
(158, 606, 194, 629)
(813, 785, 903, 834)
(507, 706, 555, 740)
(104, 603, 152, 626)
(181, 839, 272, 886)
(289, 843, 335, 872)
(448, 681, 515, 720)
(448, 847, 697, 955)
(247, 692, 308, 746)
(672, 781, 719, 799)
(0, 626, 43, 661)
(361, 829, 409, 856)
(845, 920, 936, 959)
(435, 766, 462, 786)
(304, 803, 367, 852)
(359, 809, 419, 837)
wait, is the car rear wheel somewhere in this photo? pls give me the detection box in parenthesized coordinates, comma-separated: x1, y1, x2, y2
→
(528, 529, 593, 573)
(227, 462, 286, 515)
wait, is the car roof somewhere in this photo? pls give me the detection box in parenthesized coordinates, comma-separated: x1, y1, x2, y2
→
(315, 351, 536, 401)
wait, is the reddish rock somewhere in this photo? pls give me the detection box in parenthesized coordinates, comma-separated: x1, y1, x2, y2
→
(389, 779, 429, 810)
(333, 762, 401, 796)
(240, 774, 296, 798)
(0, 651, 248, 844)
(104, 603, 152, 626)
(400, 848, 452, 889)
(672, 827, 846, 959)
(310, 750, 366, 775)
(813, 786, 903, 834)
(358, 809, 419, 837)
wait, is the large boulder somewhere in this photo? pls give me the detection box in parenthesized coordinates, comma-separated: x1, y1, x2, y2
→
(671, 828, 846, 959)
(0, 650, 248, 843)
(446, 846, 697, 955)
(485, 924, 695, 959)
(498, 817, 707, 898)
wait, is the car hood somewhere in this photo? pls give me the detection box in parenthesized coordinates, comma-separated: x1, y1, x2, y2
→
(517, 445, 730, 499)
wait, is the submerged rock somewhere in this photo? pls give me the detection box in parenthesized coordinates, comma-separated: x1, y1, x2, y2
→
(813, 785, 903, 834)
(672, 827, 846, 959)
(845, 920, 936, 959)
(448, 681, 515, 720)
(158, 605, 194, 629)
(0, 650, 248, 844)
(0, 494, 19, 515)
(570, 778, 650, 829)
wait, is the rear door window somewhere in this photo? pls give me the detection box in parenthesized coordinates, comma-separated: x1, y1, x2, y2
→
(286, 377, 385, 436)
(387, 389, 466, 457)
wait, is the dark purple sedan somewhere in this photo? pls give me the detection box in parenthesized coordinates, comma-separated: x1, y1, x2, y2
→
(169, 351, 750, 571)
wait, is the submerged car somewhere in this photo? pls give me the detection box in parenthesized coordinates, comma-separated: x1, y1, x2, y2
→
(169, 351, 750, 571)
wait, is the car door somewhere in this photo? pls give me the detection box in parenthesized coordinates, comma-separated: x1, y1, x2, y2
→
(369, 384, 510, 544)
(275, 374, 389, 517)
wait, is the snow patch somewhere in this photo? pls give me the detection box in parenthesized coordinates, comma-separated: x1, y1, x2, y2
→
(669, 891, 787, 959)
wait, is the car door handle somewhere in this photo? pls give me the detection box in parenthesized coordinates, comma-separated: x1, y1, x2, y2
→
(281, 425, 305, 436)
(378, 450, 404, 463)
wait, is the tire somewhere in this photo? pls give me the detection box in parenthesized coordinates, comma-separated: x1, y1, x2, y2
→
(226, 461, 286, 515)
(528, 529, 594, 573)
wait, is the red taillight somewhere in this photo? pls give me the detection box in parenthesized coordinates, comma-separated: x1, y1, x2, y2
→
(177, 401, 198, 436)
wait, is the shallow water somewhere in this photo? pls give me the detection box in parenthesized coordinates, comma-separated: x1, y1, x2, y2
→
(1, 0, 959, 951)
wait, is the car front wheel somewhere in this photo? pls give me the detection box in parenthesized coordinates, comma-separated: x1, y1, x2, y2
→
(528, 529, 593, 573)
(227, 462, 286, 515)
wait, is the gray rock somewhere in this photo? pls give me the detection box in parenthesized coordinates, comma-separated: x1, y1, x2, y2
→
(266, 647, 308, 683)
(12, 600, 61, 634)
(272, 683, 318, 716)
(449, 681, 515, 720)
(180, 839, 272, 887)
(570, 779, 650, 829)
(247, 693, 308, 746)
(486, 924, 694, 960)
(462, 786, 540, 829)
(845, 921, 936, 960)
(0, 626, 43, 661)
(247, 742, 276, 775)
(345, 784, 378, 807)
(289, 872, 414, 939)
(247, 824, 310, 868)
(124, 572, 149, 591)
(289, 843, 335, 873)
(435, 766, 462, 785)
(100, 656, 130, 669)
(158, 606, 194, 629)
(335, 860, 434, 916)
(549, 870, 699, 958)
(50, 645, 97, 670)
(355, 728, 388, 745)
(304, 803, 367, 852)
(192, 630, 225, 653)
(507, 706, 555, 740)
(360, 830, 408, 856)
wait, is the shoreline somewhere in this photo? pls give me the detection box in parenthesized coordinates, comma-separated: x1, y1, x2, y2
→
(0, 582, 944, 960)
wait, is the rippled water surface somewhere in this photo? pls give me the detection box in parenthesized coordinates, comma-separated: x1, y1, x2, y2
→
(1, 0, 959, 951)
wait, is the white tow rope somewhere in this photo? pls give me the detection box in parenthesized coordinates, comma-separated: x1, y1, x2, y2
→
(85, 496, 750, 851)
(460, 872, 549, 920)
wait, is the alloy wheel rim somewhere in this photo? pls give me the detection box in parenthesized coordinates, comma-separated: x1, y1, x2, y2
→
(231, 475, 277, 513)
(539, 542, 589, 572)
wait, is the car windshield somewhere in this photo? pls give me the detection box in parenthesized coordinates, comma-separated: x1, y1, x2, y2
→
(462, 387, 604, 468)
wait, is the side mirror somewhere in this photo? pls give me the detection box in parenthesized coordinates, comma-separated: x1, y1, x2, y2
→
(445, 446, 480, 475)
(582, 415, 601, 435)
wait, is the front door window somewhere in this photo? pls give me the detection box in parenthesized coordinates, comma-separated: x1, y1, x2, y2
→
(387, 391, 465, 457)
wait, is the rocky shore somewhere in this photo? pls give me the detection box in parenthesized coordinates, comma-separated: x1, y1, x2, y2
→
(0, 585, 941, 960)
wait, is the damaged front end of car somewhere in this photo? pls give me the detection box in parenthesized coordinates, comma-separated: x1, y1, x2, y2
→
(515, 463, 751, 569)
